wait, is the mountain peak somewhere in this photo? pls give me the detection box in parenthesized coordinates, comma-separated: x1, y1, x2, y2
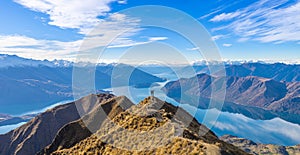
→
(0, 54, 72, 68)
(46, 95, 247, 154)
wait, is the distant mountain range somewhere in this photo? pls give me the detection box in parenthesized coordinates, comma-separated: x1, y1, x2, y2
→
(1, 54, 299, 118)
(224, 63, 300, 82)
(0, 54, 164, 115)
(0, 94, 248, 155)
(0, 52, 299, 154)
(169, 63, 300, 82)
(0, 54, 72, 68)
(163, 74, 300, 123)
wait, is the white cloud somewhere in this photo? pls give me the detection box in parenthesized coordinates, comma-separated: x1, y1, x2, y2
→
(13, 0, 121, 34)
(261, 118, 300, 143)
(212, 121, 238, 132)
(0, 12, 144, 62)
(210, 0, 300, 43)
(200, 1, 246, 20)
(212, 35, 226, 41)
(237, 37, 250, 42)
(0, 35, 41, 47)
(187, 47, 200, 51)
(117, 0, 127, 4)
(148, 37, 168, 41)
(78, 13, 141, 50)
(0, 35, 82, 61)
(223, 43, 232, 47)
(107, 40, 150, 48)
(200, 108, 300, 145)
(107, 36, 168, 48)
(210, 12, 241, 22)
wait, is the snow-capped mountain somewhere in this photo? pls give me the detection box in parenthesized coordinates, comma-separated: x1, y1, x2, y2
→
(0, 54, 72, 68)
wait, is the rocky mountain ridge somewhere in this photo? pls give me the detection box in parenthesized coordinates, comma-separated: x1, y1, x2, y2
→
(0, 94, 248, 155)
(44, 96, 247, 155)
(0, 94, 115, 155)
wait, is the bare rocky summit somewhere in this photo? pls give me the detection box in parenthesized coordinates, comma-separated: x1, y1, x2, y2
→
(42, 96, 248, 155)
(0, 93, 249, 155)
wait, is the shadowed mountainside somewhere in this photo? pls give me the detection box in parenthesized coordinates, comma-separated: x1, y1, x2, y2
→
(0, 55, 165, 115)
(163, 74, 300, 114)
(173, 63, 300, 82)
(0, 94, 115, 155)
(163, 74, 300, 123)
(0, 93, 249, 155)
(40, 95, 135, 154)
(40, 96, 247, 155)
(224, 63, 300, 82)
(1, 93, 299, 154)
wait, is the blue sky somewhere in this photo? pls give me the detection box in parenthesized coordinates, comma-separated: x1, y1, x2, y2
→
(0, 0, 299, 63)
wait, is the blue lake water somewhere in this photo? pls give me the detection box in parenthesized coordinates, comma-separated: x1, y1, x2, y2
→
(0, 122, 26, 134)
(0, 100, 72, 135)
(1, 72, 300, 146)
(182, 105, 300, 146)
(19, 100, 73, 116)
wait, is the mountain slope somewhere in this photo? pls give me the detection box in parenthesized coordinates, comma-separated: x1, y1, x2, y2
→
(0, 54, 71, 68)
(165, 63, 300, 82)
(0, 54, 164, 115)
(40, 95, 134, 154)
(221, 135, 300, 155)
(225, 63, 300, 82)
(163, 74, 300, 115)
(0, 94, 115, 155)
(41, 96, 247, 155)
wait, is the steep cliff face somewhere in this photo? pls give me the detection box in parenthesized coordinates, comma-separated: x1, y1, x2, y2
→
(0, 94, 115, 155)
(221, 135, 300, 155)
(44, 96, 248, 155)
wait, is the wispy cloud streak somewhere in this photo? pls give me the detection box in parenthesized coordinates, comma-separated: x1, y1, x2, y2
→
(210, 0, 300, 43)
